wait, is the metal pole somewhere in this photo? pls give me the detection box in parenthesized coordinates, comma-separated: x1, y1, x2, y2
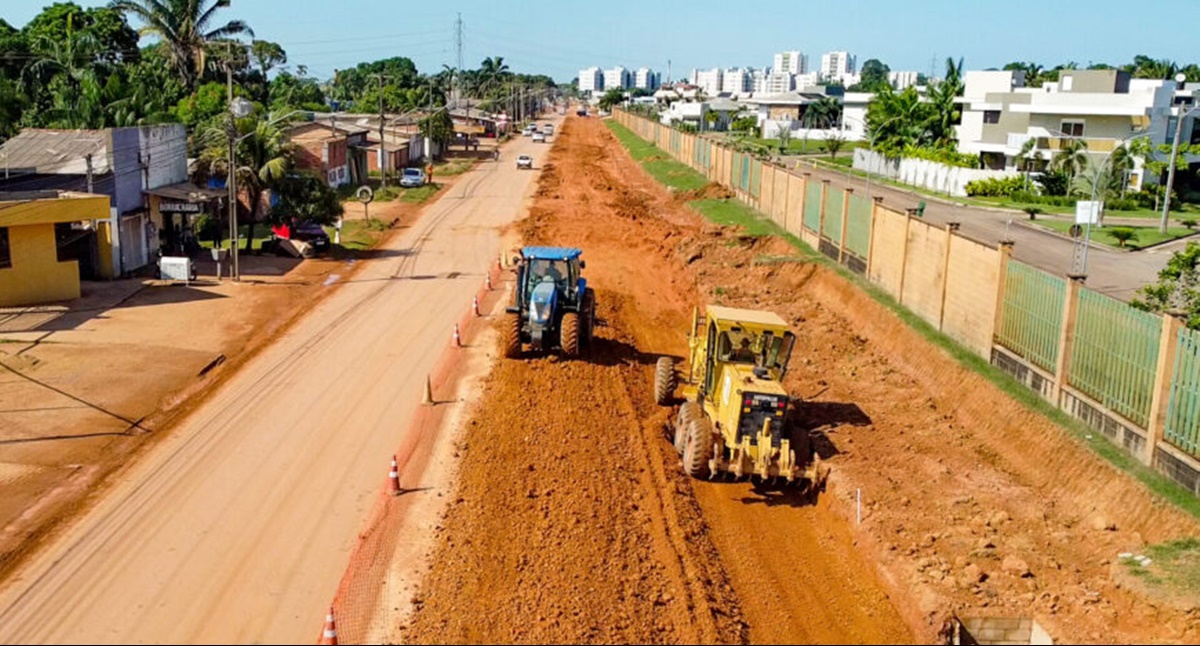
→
(377, 73, 388, 187)
(227, 61, 239, 281)
(1159, 107, 1194, 235)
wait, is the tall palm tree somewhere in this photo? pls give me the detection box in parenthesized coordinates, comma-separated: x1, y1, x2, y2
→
(109, 0, 254, 90)
(1051, 138, 1089, 180)
(1013, 137, 1044, 192)
(925, 57, 964, 149)
(23, 29, 108, 128)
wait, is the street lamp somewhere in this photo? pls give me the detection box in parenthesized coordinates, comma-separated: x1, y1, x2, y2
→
(1159, 73, 1199, 235)
(226, 102, 303, 281)
(840, 114, 903, 202)
(1072, 131, 1146, 277)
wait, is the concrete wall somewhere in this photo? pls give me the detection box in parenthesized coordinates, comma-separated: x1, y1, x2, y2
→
(854, 148, 1017, 197)
(943, 235, 1003, 356)
(868, 206, 908, 297)
(900, 222, 948, 323)
(0, 223, 80, 306)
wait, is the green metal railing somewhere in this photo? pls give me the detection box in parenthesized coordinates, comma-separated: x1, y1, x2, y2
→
(1166, 326, 1200, 458)
(804, 181, 822, 232)
(996, 261, 1065, 373)
(750, 158, 761, 198)
(1069, 288, 1161, 428)
(846, 193, 872, 257)
(822, 188, 844, 242)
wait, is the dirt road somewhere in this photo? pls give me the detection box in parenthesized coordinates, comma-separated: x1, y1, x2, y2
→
(0, 127, 558, 643)
(400, 114, 1200, 644)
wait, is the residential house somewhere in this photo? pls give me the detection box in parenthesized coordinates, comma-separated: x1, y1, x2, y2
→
(0, 124, 201, 278)
(286, 118, 370, 187)
(956, 69, 1196, 182)
(659, 97, 743, 132)
(0, 190, 110, 306)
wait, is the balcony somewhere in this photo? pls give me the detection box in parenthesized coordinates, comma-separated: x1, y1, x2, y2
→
(1005, 133, 1122, 153)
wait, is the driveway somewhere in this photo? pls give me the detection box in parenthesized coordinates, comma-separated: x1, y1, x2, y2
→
(0, 119, 560, 644)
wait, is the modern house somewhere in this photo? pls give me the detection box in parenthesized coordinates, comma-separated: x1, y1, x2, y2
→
(956, 69, 1197, 182)
(0, 190, 110, 306)
(0, 124, 203, 279)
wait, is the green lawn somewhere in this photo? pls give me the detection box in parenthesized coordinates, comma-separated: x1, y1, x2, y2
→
(691, 198, 780, 236)
(399, 183, 442, 203)
(606, 121, 711, 192)
(198, 224, 275, 252)
(738, 136, 865, 156)
(325, 218, 386, 253)
(1032, 218, 1198, 250)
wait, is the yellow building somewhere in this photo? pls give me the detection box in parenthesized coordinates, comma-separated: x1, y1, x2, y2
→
(0, 191, 110, 307)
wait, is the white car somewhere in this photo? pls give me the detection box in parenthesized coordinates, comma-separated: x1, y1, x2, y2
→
(516, 155, 533, 169)
(543, 124, 554, 135)
(532, 132, 546, 143)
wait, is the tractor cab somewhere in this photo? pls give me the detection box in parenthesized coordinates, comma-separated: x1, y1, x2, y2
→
(502, 246, 595, 358)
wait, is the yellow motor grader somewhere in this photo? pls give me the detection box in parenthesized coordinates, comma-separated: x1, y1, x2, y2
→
(654, 305, 827, 492)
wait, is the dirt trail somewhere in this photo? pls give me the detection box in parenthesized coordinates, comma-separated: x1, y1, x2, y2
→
(400, 114, 1200, 645)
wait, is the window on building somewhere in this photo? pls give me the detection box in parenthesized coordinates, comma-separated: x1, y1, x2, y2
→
(1060, 120, 1085, 137)
(983, 110, 1001, 124)
(0, 227, 10, 269)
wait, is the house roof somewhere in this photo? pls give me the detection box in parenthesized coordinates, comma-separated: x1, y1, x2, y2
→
(0, 129, 111, 176)
(286, 120, 369, 139)
(143, 182, 225, 202)
(0, 191, 110, 227)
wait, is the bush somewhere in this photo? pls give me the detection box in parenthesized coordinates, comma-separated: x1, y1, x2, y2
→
(901, 145, 981, 169)
(1107, 227, 1139, 248)
(1035, 169, 1072, 196)
(965, 175, 1025, 197)
(1011, 191, 1076, 207)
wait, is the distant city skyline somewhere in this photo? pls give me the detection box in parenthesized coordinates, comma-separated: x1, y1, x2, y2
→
(5, 0, 1198, 83)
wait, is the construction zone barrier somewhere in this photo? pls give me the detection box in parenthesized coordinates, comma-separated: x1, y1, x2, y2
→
(319, 606, 338, 645)
(388, 455, 402, 496)
(323, 258, 505, 644)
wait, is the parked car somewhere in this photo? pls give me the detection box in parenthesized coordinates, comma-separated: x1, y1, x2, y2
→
(532, 132, 546, 143)
(267, 219, 331, 258)
(543, 124, 554, 135)
(400, 167, 426, 188)
(516, 155, 533, 169)
(523, 125, 536, 136)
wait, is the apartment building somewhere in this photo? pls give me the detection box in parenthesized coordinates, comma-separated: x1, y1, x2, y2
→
(691, 68, 724, 96)
(603, 66, 632, 91)
(721, 68, 753, 95)
(956, 69, 1194, 183)
(578, 67, 603, 94)
(773, 51, 807, 75)
(756, 71, 795, 94)
(889, 70, 920, 90)
(820, 51, 856, 83)
(634, 68, 661, 90)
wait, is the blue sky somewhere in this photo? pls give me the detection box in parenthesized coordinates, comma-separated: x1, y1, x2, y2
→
(5, 0, 1198, 83)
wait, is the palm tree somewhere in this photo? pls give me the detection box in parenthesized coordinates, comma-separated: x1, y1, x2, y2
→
(23, 28, 108, 128)
(1051, 138, 1089, 181)
(925, 57, 964, 149)
(110, 0, 254, 90)
(1013, 137, 1044, 192)
(201, 116, 295, 251)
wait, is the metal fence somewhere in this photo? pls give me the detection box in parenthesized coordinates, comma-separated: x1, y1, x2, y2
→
(846, 193, 872, 258)
(1069, 288, 1161, 428)
(804, 181, 822, 232)
(995, 261, 1065, 373)
(1167, 326, 1200, 457)
(822, 187, 844, 243)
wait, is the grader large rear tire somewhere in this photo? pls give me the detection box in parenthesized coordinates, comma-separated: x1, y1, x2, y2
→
(502, 313, 522, 359)
(683, 414, 714, 479)
(675, 401, 701, 456)
(561, 312, 580, 357)
(654, 357, 676, 405)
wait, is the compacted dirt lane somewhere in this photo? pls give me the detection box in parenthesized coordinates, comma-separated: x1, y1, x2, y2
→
(401, 112, 1200, 645)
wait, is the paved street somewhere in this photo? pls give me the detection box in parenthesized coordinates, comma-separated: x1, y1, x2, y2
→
(0, 121, 558, 644)
(793, 158, 1193, 302)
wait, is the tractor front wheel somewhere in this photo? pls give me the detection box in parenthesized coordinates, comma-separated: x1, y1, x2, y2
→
(561, 312, 581, 357)
(683, 414, 714, 479)
(502, 313, 522, 359)
(654, 357, 676, 405)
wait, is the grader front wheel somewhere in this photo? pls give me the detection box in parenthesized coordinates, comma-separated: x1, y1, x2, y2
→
(683, 414, 714, 479)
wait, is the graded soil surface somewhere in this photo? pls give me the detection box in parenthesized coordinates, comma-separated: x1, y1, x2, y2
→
(398, 114, 1200, 644)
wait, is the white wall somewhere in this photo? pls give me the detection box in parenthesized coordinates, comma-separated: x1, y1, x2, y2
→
(854, 148, 1018, 197)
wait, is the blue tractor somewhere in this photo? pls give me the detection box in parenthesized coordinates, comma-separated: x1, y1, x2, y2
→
(503, 246, 596, 358)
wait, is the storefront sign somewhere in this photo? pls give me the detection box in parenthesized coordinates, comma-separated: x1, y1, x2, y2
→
(160, 201, 203, 214)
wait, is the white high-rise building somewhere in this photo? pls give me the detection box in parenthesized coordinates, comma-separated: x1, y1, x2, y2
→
(691, 68, 723, 96)
(578, 67, 603, 94)
(761, 71, 795, 94)
(820, 51, 857, 82)
(794, 72, 821, 90)
(721, 67, 753, 95)
(889, 71, 920, 89)
(603, 66, 632, 91)
(773, 51, 807, 75)
(634, 68, 661, 90)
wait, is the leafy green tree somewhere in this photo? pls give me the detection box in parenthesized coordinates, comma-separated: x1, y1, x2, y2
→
(419, 109, 455, 156)
(330, 57, 420, 110)
(853, 58, 890, 92)
(1132, 242, 1200, 328)
(865, 85, 932, 155)
(24, 3, 139, 65)
(110, 0, 255, 90)
(1014, 137, 1044, 191)
(269, 70, 326, 112)
(0, 77, 25, 140)
(924, 57, 964, 148)
(0, 19, 27, 79)
(250, 40, 285, 79)
(269, 173, 343, 226)
(106, 46, 188, 125)
(821, 131, 846, 159)
(1050, 138, 1088, 180)
(22, 24, 109, 128)
(598, 88, 625, 111)
(172, 81, 232, 127)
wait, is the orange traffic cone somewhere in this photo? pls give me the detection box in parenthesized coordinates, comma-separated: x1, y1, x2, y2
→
(452, 323, 461, 348)
(388, 455, 402, 496)
(320, 606, 338, 645)
(422, 375, 434, 405)
(485, 273, 493, 291)
(472, 295, 481, 317)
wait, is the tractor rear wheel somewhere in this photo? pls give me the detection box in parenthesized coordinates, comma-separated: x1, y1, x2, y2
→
(581, 288, 596, 346)
(654, 357, 676, 405)
(561, 312, 581, 357)
(683, 414, 714, 479)
(502, 313, 522, 359)
(675, 401, 701, 455)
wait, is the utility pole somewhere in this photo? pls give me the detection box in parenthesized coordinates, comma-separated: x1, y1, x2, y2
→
(376, 73, 389, 187)
(225, 43, 240, 281)
(84, 153, 94, 193)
